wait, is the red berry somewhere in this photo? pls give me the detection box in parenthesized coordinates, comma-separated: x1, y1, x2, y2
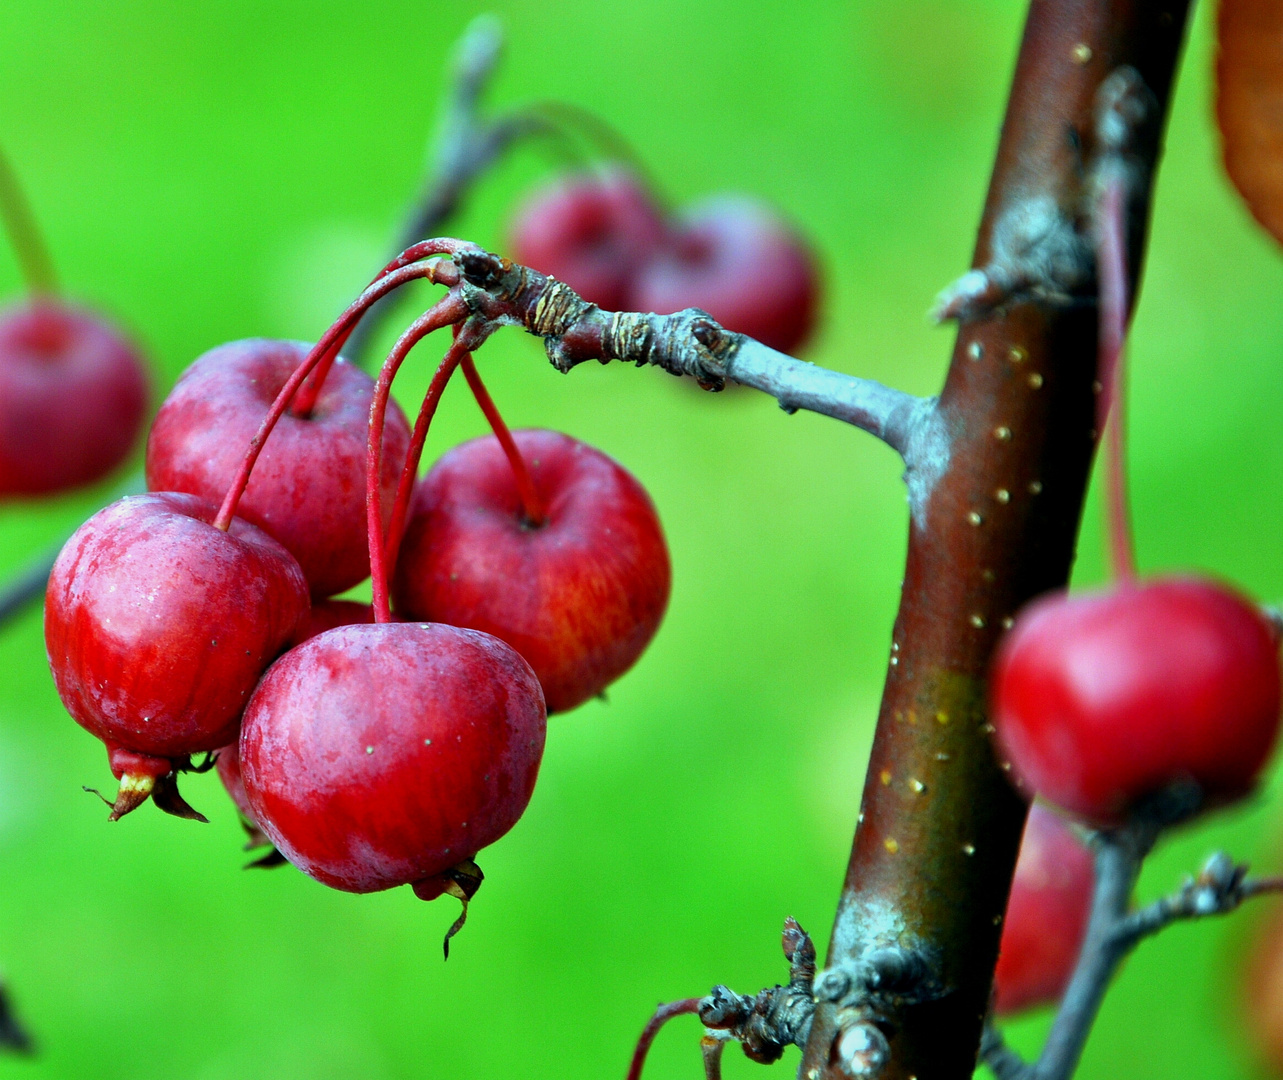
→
(215, 740, 255, 826)
(392, 429, 670, 713)
(991, 576, 1282, 825)
(44, 491, 309, 815)
(220, 599, 374, 864)
(629, 195, 818, 355)
(509, 168, 665, 311)
(0, 299, 148, 495)
(993, 803, 1094, 1015)
(238, 622, 546, 894)
(145, 339, 411, 598)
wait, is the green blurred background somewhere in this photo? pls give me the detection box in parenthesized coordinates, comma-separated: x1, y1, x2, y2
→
(0, 2, 1280, 1077)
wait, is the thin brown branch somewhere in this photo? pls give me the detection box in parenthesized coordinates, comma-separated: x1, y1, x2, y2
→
(626, 998, 702, 1080)
(797, 4, 1192, 1078)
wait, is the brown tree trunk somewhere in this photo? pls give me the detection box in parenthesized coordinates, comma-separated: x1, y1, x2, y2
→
(799, 3, 1192, 1077)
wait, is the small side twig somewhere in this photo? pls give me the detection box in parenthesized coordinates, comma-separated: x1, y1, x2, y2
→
(982, 814, 1283, 1080)
(626, 998, 702, 1080)
(451, 248, 927, 457)
(0, 468, 144, 635)
(346, 16, 571, 368)
(625, 919, 818, 1080)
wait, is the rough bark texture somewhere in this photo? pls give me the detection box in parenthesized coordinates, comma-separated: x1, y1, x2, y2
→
(799, 3, 1191, 1078)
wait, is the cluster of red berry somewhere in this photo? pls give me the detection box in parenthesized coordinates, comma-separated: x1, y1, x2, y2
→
(42, 242, 671, 944)
(511, 167, 819, 355)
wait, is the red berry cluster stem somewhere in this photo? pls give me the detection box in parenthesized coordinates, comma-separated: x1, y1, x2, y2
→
(383, 330, 474, 574)
(365, 298, 470, 622)
(458, 355, 546, 526)
(213, 245, 466, 533)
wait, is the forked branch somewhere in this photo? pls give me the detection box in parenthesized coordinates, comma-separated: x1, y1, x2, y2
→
(983, 822, 1283, 1080)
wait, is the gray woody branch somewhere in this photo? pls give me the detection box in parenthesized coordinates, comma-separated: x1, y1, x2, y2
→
(983, 819, 1283, 1080)
(452, 248, 930, 459)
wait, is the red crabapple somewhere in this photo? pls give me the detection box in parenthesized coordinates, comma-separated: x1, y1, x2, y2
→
(629, 195, 818, 355)
(993, 803, 1094, 1015)
(0, 300, 147, 495)
(509, 168, 664, 311)
(44, 491, 309, 817)
(392, 429, 670, 713)
(238, 622, 546, 897)
(146, 339, 411, 598)
(991, 577, 1281, 825)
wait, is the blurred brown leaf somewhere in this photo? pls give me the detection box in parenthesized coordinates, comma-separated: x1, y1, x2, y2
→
(1217, 0, 1283, 247)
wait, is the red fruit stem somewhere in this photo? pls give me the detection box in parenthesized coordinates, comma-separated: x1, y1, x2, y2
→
(289, 239, 474, 416)
(213, 260, 452, 532)
(1096, 172, 1137, 583)
(365, 296, 469, 623)
(383, 332, 473, 574)
(0, 146, 57, 295)
(459, 354, 547, 525)
(624, 998, 703, 1080)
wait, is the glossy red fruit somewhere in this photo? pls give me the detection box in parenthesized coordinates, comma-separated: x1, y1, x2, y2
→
(992, 576, 1282, 825)
(0, 299, 147, 495)
(220, 598, 376, 853)
(629, 195, 818, 355)
(239, 622, 546, 895)
(993, 803, 1094, 1015)
(509, 168, 665, 311)
(146, 339, 411, 598)
(392, 429, 670, 713)
(45, 491, 309, 814)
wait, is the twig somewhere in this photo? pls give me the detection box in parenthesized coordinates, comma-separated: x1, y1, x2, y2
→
(700, 1036, 726, 1080)
(625, 998, 702, 1080)
(798, 5, 1193, 1073)
(982, 821, 1283, 1080)
(450, 248, 928, 457)
(344, 16, 557, 368)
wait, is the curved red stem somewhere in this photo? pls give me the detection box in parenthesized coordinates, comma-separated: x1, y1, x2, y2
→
(290, 240, 471, 417)
(383, 331, 475, 575)
(0, 146, 56, 295)
(625, 998, 703, 1080)
(366, 295, 469, 623)
(213, 261, 448, 532)
(460, 355, 546, 526)
(1096, 173, 1137, 583)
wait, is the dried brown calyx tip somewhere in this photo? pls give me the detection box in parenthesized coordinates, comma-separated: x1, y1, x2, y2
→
(412, 859, 485, 959)
(84, 771, 155, 821)
(85, 769, 209, 823)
